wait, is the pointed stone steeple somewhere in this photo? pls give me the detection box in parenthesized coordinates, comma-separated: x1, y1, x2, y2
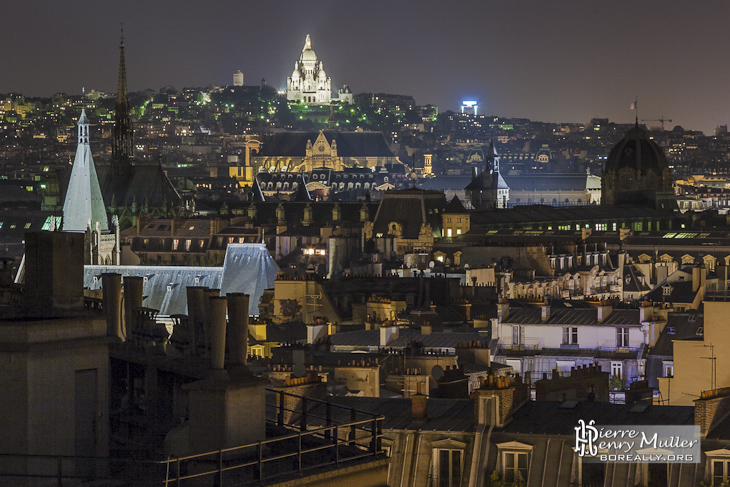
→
(62, 110, 109, 233)
(112, 25, 134, 171)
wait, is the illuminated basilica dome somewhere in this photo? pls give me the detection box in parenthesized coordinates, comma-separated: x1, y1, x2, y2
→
(286, 35, 332, 105)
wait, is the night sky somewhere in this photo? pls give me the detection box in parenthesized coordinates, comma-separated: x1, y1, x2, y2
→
(3, 0, 730, 134)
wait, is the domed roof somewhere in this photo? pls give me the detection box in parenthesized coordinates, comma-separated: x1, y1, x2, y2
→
(301, 48, 317, 62)
(604, 123, 669, 174)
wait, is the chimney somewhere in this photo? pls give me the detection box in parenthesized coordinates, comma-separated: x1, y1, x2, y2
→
(102, 273, 123, 340)
(597, 302, 612, 322)
(202, 288, 221, 357)
(208, 296, 228, 371)
(24, 232, 84, 316)
(471, 374, 527, 427)
(541, 303, 550, 321)
(380, 325, 399, 346)
(695, 387, 730, 437)
(692, 265, 701, 293)
(639, 301, 653, 323)
(171, 217, 180, 237)
(123, 276, 144, 339)
(718, 261, 729, 292)
(186, 286, 208, 356)
(498, 299, 510, 321)
(136, 215, 151, 236)
(227, 293, 249, 367)
(411, 382, 427, 419)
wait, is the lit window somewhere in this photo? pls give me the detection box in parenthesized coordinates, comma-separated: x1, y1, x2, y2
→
(456, 229, 461, 235)
(185, 240, 191, 251)
(24, 223, 31, 229)
(172, 239, 179, 250)
(447, 229, 452, 237)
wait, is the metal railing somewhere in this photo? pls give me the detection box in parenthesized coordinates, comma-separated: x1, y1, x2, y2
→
(0, 389, 384, 486)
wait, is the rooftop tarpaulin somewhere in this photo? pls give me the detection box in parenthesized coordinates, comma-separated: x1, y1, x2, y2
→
(85, 243, 279, 316)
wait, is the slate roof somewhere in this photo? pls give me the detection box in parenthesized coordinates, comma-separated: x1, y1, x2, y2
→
(502, 307, 640, 326)
(257, 131, 396, 158)
(503, 400, 694, 435)
(649, 311, 704, 357)
(470, 204, 675, 227)
(372, 189, 446, 239)
(329, 329, 381, 348)
(389, 331, 489, 349)
(417, 176, 472, 191)
(503, 174, 589, 192)
(328, 397, 476, 432)
(643, 279, 698, 304)
(60, 160, 182, 210)
(444, 195, 467, 214)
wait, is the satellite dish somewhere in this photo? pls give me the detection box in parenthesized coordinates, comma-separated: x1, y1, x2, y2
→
(431, 365, 444, 381)
(429, 261, 435, 269)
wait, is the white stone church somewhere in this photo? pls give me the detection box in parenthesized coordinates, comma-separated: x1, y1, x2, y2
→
(286, 35, 352, 105)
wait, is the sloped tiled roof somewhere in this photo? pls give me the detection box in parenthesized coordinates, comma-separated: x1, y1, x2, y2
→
(504, 400, 694, 435)
(257, 131, 395, 158)
(502, 307, 640, 326)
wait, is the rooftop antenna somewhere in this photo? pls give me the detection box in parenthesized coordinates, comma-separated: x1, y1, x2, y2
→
(696, 343, 716, 391)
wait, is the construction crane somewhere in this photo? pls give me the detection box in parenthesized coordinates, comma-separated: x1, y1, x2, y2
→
(641, 116, 673, 131)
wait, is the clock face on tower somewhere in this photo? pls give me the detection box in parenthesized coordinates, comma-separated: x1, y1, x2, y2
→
(318, 143, 325, 152)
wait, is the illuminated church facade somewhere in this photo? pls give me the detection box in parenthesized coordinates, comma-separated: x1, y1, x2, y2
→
(286, 35, 333, 105)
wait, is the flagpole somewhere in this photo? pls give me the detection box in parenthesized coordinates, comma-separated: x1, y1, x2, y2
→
(635, 96, 638, 125)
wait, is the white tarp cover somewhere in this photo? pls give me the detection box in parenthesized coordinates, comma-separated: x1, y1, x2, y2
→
(220, 243, 279, 315)
(84, 243, 279, 316)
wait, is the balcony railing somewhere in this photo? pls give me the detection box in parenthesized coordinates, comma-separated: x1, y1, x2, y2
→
(0, 389, 385, 485)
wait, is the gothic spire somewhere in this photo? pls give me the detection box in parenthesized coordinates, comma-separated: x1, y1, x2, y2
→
(112, 24, 133, 168)
(62, 110, 109, 233)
